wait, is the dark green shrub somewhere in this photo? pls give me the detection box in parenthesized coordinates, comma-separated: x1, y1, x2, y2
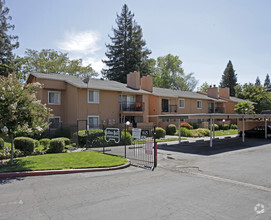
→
(180, 127, 193, 137)
(222, 124, 230, 130)
(0, 137, 4, 150)
(209, 124, 219, 130)
(153, 127, 166, 139)
(76, 129, 104, 147)
(49, 138, 65, 153)
(120, 131, 132, 145)
(58, 137, 70, 146)
(166, 124, 177, 135)
(197, 128, 210, 136)
(14, 137, 35, 155)
(190, 122, 198, 129)
(34, 140, 40, 148)
(54, 126, 71, 138)
(39, 138, 50, 148)
(230, 124, 238, 129)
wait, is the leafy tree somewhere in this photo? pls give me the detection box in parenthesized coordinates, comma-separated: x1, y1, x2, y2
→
(0, 73, 51, 164)
(255, 76, 261, 86)
(219, 60, 237, 96)
(236, 83, 271, 113)
(0, 0, 19, 76)
(234, 101, 255, 114)
(152, 54, 198, 91)
(264, 74, 271, 90)
(17, 49, 97, 80)
(198, 82, 210, 92)
(102, 4, 151, 83)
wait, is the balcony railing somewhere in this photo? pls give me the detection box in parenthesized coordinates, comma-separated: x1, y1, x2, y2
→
(120, 102, 144, 112)
(162, 105, 177, 113)
(208, 107, 225, 113)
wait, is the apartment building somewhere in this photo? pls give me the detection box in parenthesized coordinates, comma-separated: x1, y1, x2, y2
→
(26, 71, 247, 129)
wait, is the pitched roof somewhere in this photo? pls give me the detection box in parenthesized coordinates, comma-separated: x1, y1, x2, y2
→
(28, 72, 150, 94)
(221, 96, 256, 104)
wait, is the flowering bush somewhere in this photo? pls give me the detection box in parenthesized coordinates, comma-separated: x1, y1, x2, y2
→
(180, 122, 193, 130)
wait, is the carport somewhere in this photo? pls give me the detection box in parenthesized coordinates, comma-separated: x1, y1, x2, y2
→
(156, 114, 271, 147)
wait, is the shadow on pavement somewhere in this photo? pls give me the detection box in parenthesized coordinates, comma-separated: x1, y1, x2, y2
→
(0, 177, 25, 185)
(158, 137, 271, 156)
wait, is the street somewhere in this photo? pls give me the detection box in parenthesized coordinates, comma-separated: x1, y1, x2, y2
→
(1, 138, 271, 220)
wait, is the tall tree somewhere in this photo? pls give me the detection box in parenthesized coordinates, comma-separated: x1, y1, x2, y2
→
(152, 54, 198, 91)
(102, 4, 151, 83)
(264, 74, 271, 89)
(255, 76, 261, 86)
(219, 60, 237, 96)
(198, 82, 210, 92)
(18, 49, 97, 80)
(0, 0, 19, 76)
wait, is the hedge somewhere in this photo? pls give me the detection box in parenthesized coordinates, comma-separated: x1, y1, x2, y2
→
(166, 124, 177, 135)
(49, 138, 65, 153)
(0, 137, 4, 150)
(153, 127, 166, 139)
(39, 138, 50, 148)
(14, 137, 35, 155)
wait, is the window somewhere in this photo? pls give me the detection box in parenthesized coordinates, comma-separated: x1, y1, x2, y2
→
(197, 100, 202, 109)
(179, 99, 185, 108)
(88, 90, 99, 103)
(49, 116, 61, 128)
(88, 116, 99, 129)
(162, 99, 169, 112)
(48, 91, 61, 105)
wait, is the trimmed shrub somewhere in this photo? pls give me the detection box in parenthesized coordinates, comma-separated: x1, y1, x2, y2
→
(54, 126, 71, 138)
(0, 137, 4, 150)
(14, 137, 35, 155)
(153, 127, 166, 139)
(197, 128, 210, 136)
(120, 131, 132, 145)
(77, 129, 104, 147)
(230, 124, 238, 129)
(49, 138, 65, 153)
(39, 138, 50, 148)
(209, 124, 219, 131)
(166, 124, 177, 135)
(180, 122, 193, 129)
(190, 122, 198, 129)
(34, 140, 40, 148)
(180, 127, 193, 137)
(221, 124, 230, 130)
(58, 137, 71, 146)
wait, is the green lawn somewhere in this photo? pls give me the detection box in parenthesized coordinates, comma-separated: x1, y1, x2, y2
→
(214, 129, 238, 136)
(0, 151, 127, 173)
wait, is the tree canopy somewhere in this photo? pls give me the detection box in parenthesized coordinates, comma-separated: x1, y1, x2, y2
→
(264, 74, 271, 90)
(198, 82, 210, 92)
(234, 101, 255, 114)
(0, 0, 19, 77)
(255, 76, 261, 86)
(102, 4, 151, 83)
(17, 49, 97, 80)
(152, 54, 198, 91)
(219, 60, 237, 96)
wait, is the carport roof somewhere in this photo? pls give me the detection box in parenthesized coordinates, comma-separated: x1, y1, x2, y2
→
(152, 113, 271, 120)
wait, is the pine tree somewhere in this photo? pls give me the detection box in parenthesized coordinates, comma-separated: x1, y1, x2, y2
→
(264, 74, 271, 89)
(255, 76, 261, 86)
(102, 4, 151, 83)
(0, 0, 19, 76)
(219, 60, 237, 96)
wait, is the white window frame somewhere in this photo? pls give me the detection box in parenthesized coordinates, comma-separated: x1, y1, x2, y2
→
(179, 99, 185, 108)
(197, 100, 202, 109)
(87, 115, 99, 129)
(48, 91, 61, 105)
(88, 90, 99, 104)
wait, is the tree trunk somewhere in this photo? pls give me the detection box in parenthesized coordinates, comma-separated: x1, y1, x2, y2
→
(10, 135, 14, 165)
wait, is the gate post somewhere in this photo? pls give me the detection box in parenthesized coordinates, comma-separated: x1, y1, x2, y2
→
(153, 125, 157, 168)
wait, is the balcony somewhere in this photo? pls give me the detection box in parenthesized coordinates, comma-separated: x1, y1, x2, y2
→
(120, 102, 144, 112)
(208, 107, 225, 113)
(162, 105, 177, 113)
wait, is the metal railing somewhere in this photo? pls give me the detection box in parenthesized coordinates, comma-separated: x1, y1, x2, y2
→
(120, 102, 144, 112)
(162, 105, 177, 113)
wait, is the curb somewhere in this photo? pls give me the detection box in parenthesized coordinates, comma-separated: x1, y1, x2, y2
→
(0, 161, 131, 179)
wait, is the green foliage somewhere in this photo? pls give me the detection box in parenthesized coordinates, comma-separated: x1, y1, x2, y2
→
(189, 122, 199, 129)
(180, 127, 193, 137)
(153, 127, 166, 139)
(255, 76, 261, 86)
(209, 124, 219, 131)
(102, 4, 151, 83)
(14, 137, 35, 155)
(234, 101, 255, 114)
(152, 54, 198, 91)
(39, 138, 50, 148)
(235, 83, 271, 113)
(264, 74, 271, 89)
(230, 124, 238, 129)
(34, 139, 40, 148)
(166, 124, 177, 135)
(49, 138, 65, 153)
(0, 137, 4, 150)
(220, 124, 230, 130)
(58, 137, 71, 146)
(192, 128, 210, 137)
(181, 122, 193, 129)
(198, 82, 210, 92)
(17, 49, 97, 80)
(219, 60, 237, 96)
(0, 0, 19, 77)
(54, 126, 71, 138)
(0, 148, 23, 160)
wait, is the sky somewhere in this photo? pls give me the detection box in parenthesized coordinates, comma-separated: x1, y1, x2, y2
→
(6, 0, 271, 89)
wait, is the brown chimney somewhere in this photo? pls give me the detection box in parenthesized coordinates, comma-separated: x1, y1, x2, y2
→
(141, 75, 153, 92)
(207, 87, 218, 99)
(219, 88, 230, 99)
(127, 71, 140, 90)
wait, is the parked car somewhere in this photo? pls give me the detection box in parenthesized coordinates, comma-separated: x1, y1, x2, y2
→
(239, 126, 271, 138)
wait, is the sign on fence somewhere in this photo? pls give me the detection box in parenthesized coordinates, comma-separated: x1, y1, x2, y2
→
(132, 128, 141, 139)
(145, 141, 153, 155)
(105, 128, 120, 143)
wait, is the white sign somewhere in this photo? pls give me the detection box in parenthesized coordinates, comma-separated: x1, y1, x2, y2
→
(145, 141, 153, 155)
(105, 128, 120, 143)
(132, 128, 141, 139)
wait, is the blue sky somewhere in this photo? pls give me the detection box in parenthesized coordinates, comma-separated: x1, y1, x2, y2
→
(6, 0, 271, 89)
